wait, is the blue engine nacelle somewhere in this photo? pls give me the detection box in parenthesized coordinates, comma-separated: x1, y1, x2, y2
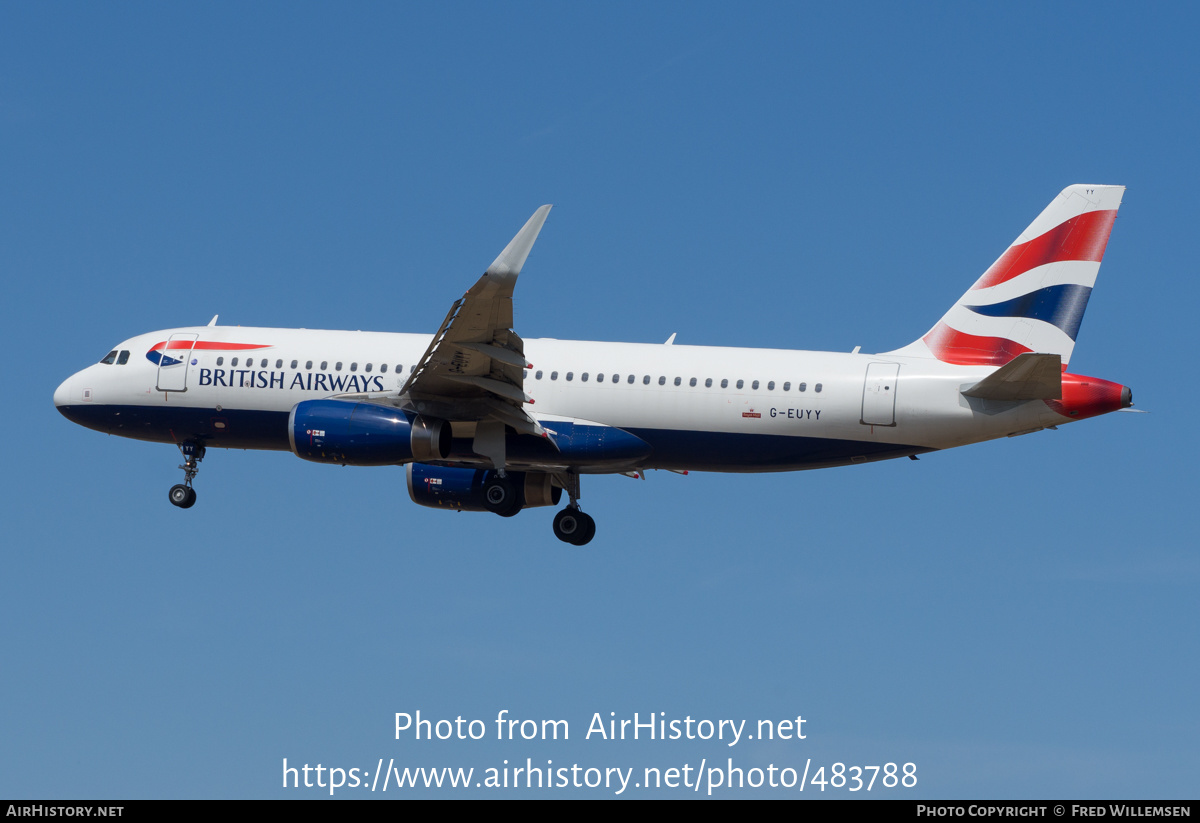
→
(407, 463, 562, 512)
(289, 399, 450, 466)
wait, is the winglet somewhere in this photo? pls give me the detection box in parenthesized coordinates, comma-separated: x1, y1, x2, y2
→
(487, 205, 552, 278)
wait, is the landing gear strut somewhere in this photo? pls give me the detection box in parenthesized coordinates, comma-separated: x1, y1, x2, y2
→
(551, 471, 595, 545)
(169, 441, 205, 509)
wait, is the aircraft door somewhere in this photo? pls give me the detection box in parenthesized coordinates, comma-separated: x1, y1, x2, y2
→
(156, 333, 199, 392)
(861, 362, 900, 426)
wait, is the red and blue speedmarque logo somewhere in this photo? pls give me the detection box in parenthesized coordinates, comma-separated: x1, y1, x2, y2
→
(146, 340, 272, 367)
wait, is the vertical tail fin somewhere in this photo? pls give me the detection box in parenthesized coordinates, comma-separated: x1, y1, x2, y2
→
(888, 185, 1124, 367)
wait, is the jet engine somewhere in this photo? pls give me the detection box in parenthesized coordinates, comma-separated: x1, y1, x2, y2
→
(407, 463, 561, 514)
(289, 399, 450, 466)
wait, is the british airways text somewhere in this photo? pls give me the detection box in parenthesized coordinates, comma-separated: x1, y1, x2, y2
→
(198, 369, 386, 393)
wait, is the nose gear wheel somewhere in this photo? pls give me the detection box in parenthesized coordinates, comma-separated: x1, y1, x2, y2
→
(169, 441, 206, 509)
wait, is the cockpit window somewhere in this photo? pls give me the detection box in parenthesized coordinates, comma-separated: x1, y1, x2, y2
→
(116, 350, 130, 365)
(100, 351, 118, 365)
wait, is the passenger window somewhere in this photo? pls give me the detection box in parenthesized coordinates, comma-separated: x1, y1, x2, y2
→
(721, 379, 728, 389)
(320, 361, 328, 370)
(783, 382, 790, 391)
(751, 380, 759, 390)
(291, 360, 298, 369)
(690, 378, 697, 387)
(582, 373, 589, 382)
(232, 357, 239, 367)
(566, 372, 574, 381)
(596, 373, 604, 382)
(380, 364, 388, 373)
(261, 359, 268, 368)
(535, 370, 543, 380)
(798, 382, 807, 392)
(736, 379, 744, 389)
(335, 362, 342, 371)
(365, 363, 372, 372)
(815, 383, 823, 393)
(276, 359, 283, 368)
(627, 374, 634, 384)
(611, 374, 619, 384)
(306, 361, 313, 370)
(100, 351, 118, 365)
(551, 371, 559, 380)
(350, 363, 357, 372)
(674, 377, 681, 386)
(410, 365, 416, 373)
(643, 375, 650, 385)
(658, 376, 666, 385)
(705, 378, 713, 388)
(768, 381, 775, 390)
(117, 350, 130, 365)
(217, 357, 224, 366)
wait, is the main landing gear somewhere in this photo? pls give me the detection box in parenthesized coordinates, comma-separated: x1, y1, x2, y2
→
(551, 471, 595, 546)
(481, 469, 596, 543)
(482, 473, 522, 518)
(168, 441, 205, 509)
(553, 507, 595, 546)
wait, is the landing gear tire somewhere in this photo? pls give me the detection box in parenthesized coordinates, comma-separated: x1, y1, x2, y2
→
(483, 476, 521, 517)
(553, 508, 596, 546)
(169, 484, 196, 509)
(579, 512, 596, 544)
(170, 441, 205, 509)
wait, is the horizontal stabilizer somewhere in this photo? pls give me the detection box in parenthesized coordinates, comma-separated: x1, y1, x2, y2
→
(962, 352, 1062, 401)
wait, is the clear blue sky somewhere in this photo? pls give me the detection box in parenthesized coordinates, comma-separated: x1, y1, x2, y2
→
(3, 1, 1196, 798)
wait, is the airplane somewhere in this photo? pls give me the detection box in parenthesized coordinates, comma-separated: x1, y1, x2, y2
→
(54, 184, 1134, 545)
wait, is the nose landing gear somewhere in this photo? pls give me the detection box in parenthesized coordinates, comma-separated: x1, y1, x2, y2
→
(169, 441, 205, 509)
(168, 483, 196, 508)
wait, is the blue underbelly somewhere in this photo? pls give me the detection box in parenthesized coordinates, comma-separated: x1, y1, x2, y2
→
(56, 404, 932, 470)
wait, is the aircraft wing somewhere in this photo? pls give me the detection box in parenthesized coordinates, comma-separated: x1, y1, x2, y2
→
(339, 206, 553, 442)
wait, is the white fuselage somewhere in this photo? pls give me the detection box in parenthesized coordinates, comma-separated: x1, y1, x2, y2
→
(54, 324, 1064, 473)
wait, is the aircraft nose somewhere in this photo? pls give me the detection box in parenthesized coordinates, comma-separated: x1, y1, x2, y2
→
(54, 373, 84, 416)
(54, 376, 71, 408)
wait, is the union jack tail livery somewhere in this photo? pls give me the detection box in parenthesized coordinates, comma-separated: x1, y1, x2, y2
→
(891, 185, 1124, 367)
